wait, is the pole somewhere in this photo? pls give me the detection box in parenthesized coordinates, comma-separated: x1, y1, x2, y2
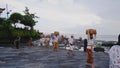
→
(6, 4, 8, 18)
(6, 4, 11, 19)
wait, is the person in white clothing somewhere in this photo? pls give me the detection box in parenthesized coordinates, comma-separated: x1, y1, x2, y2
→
(44, 35, 50, 48)
(40, 37, 45, 46)
(67, 35, 75, 56)
(87, 34, 95, 50)
(86, 29, 96, 68)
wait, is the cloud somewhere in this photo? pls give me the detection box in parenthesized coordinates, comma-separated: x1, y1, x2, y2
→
(38, 0, 102, 25)
(32, 0, 102, 33)
(1, 0, 119, 35)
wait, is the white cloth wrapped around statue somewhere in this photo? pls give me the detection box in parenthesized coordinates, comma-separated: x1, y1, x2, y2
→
(108, 45, 120, 68)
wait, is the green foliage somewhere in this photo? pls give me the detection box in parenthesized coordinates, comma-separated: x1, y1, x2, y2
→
(95, 43, 102, 47)
(22, 7, 38, 30)
(0, 7, 40, 44)
(21, 15, 36, 29)
(11, 29, 41, 43)
(0, 18, 6, 24)
(8, 7, 39, 30)
(0, 19, 13, 38)
(9, 13, 23, 23)
(23, 7, 39, 19)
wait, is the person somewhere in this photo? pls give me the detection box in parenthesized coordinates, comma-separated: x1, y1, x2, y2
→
(40, 34, 44, 46)
(64, 38, 68, 49)
(77, 37, 82, 49)
(28, 37, 33, 47)
(53, 34, 60, 51)
(84, 39, 88, 52)
(86, 34, 95, 68)
(79, 37, 82, 42)
(49, 35, 54, 46)
(14, 36, 21, 49)
(85, 29, 96, 68)
(44, 35, 50, 48)
(117, 34, 120, 45)
(109, 45, 120, 68)
(67, 35, 75, 56)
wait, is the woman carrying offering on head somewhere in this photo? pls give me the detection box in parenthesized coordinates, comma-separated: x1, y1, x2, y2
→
(86, 29, 96, 68)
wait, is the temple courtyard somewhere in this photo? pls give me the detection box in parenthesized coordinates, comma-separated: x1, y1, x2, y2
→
(0, 46, 109, 68)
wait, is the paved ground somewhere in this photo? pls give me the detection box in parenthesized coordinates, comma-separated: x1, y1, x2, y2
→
(0, 46, 109, 68)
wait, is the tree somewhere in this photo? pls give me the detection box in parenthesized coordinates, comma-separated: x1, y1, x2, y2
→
(0, 19, 13, 40)
(9, 13, 23, 27)
(0, 18, 6, 24)
(22, 7, 39, 30)
(23, 7, 39, 18)
(21, 15, 36, 30)
(0, 7, 41, 44)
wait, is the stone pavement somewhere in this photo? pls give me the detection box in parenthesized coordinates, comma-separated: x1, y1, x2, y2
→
(0, 46, 109, 68)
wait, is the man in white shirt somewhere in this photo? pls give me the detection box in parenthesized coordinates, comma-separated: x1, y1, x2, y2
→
(67, 35, 75, 56)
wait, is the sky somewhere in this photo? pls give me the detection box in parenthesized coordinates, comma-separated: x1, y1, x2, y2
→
(0, 0, 120, 36)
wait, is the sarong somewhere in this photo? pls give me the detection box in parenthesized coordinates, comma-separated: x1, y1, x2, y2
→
(53, 41, 58, 50)
(86, 48, 94, 64)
